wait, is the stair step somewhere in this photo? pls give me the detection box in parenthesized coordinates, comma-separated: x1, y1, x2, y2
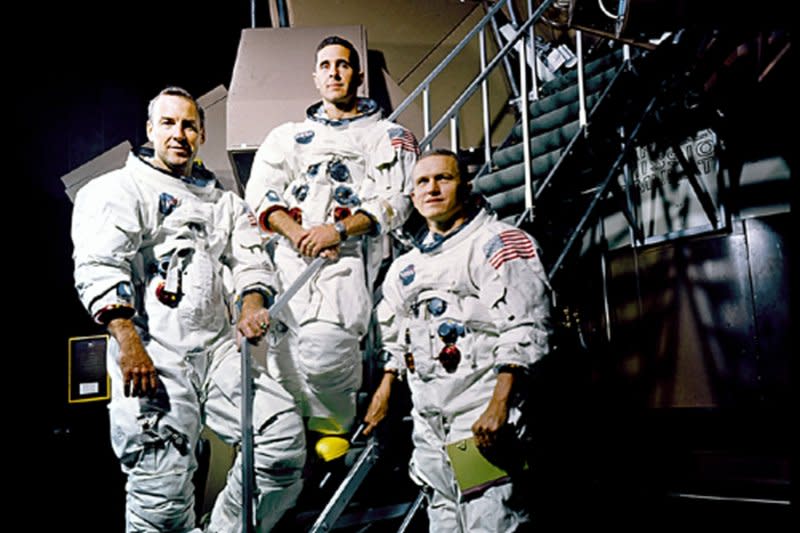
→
(539, 48, 623, 96)
(511, 91, 601, 142)
(491, 119, 580, 169)
(528, 60, 621, 119)
(475, 148, 563, 196)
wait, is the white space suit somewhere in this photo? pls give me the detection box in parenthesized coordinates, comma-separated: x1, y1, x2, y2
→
(72, 152, 306, 533)
(245, 98, 417, 434)
(379, 206, 551, 532)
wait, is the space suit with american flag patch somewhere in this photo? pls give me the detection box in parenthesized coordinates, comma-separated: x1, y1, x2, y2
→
(245, 97, 418, 435)
(72, 151, 306, 533)
(378, 204, 552, 532)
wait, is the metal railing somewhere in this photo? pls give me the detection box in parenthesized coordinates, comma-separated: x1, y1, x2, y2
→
(389, 0, 556, 215)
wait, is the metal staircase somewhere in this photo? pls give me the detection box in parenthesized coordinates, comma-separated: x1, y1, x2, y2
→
(290, 3, 792, 531)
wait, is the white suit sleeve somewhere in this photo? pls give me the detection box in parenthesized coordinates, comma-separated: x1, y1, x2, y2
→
(376, 265, 407, 376)
(226, 194, 280, 297)
(358, 125, 418, 235)
(470, 228, 552, 370)
(72, 173, 142, 323)
(244, 124, 295, 227)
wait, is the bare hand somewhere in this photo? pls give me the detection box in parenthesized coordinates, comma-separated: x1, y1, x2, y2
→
(363, 373, 395, 436)
(120, 344, 158, 397)
(471, 399, 508, 449)
(237, 293, 270, 344)
(320, 246, 340, 261)
(108, 318, 158, 398)
(297, 224, 340, 257)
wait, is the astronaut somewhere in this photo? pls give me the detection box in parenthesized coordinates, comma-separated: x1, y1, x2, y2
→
(244, 36, 418, 454)
(363, 150, 552, 532)
(72, 87, 306, 532)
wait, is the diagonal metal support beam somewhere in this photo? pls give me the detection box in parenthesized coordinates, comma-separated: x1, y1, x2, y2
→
(670, 140, 719, 228)
(309, 439, 381, 532)
(548, 96, 658, 280)
(609, 176, 645, 244)
(397, 489, 426, 533)
(242, 255, 328, 532)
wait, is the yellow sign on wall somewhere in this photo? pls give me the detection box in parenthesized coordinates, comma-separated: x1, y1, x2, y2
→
(68, 335, 110, 404)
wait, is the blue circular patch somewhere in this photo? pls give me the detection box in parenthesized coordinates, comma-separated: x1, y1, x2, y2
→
(292, 184, 309, 202)
(399, 264, 415, 286)
(427, 298, 447, 317)
(437, 320, 465, 343)
(333, 185, 354, 204)
(294, 130, 315, 144)
(329, 160, 351, 182)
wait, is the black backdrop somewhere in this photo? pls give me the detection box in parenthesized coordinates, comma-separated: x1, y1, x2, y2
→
(14, 2, 259, 529)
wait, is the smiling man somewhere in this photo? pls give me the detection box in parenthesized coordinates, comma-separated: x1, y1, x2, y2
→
(363, 149, 552, 532)
(72, 87, 306, 532)
(245, 36, 419, 459)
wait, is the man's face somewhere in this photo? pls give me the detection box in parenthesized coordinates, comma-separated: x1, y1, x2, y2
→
(411, 155, 467, 225)
(313, 44, 360, 106)
(146, 94, 204, 176)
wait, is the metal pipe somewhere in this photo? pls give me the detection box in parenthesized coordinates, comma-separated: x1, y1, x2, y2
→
(422, 86, 431, 145)
(599, 251, 612, 343)
(419, 1, 555, 149)
(450, 115, 459, 153)
(240, 338, 255, 533)
(576, 30, 587, 129)
(519, 32, 533, 212)
(668, 493, 791, 506)
(527, 0, 540, 100)
(310, 439, 381, 532)
(397, 490, 427, 533)
(276, 0, 289, 27)
(618, 123, 644, 246)
(547, 96, 657, 280)
(241, 255, 327, 531)
(388, 0, 518, 121)
(532, 60, 627, 202)
(487, 2, 520, 99)
(479, 29, 492, 164)
(250, 0, 256, 28)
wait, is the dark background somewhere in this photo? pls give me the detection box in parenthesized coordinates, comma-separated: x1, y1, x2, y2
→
(14, 2, 261, 529)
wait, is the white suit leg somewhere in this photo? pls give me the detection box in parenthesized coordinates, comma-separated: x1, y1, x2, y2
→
(461, 484, 530, 532)
(296, 320, 361, 434)
(203, 340, 306, 532)
(409, 410, 530, 533)
(107, 341, 203, 533)
(265, 323, 308, 417)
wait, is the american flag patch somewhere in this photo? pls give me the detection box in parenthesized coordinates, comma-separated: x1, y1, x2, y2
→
(388, 127, 420, 155)
(246, 211, 258, 227)
(483, 230, 536, 269)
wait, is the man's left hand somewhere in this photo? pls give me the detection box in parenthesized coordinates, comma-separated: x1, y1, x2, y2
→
(471, 399, 508, 449)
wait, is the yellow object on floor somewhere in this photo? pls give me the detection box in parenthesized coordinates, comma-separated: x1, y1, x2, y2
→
(315, 436, 350, 462)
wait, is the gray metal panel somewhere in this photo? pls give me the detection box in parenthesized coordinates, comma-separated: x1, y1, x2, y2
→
(226, 26, 368, 153)
(744, 215, 791, 407)
(605, 226, 764, 408)
(196, 86, 238, 194)
(60, 141, 131, 202)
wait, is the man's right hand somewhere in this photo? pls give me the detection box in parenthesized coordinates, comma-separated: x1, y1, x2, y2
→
(108, 318, 159, 397)
(363, 371, 396, 436)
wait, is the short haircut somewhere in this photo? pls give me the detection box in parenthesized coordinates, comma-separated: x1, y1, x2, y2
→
(147, 86, 205, 129)
(315, 35, 361, 74)
(417, 148, 469, 182)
